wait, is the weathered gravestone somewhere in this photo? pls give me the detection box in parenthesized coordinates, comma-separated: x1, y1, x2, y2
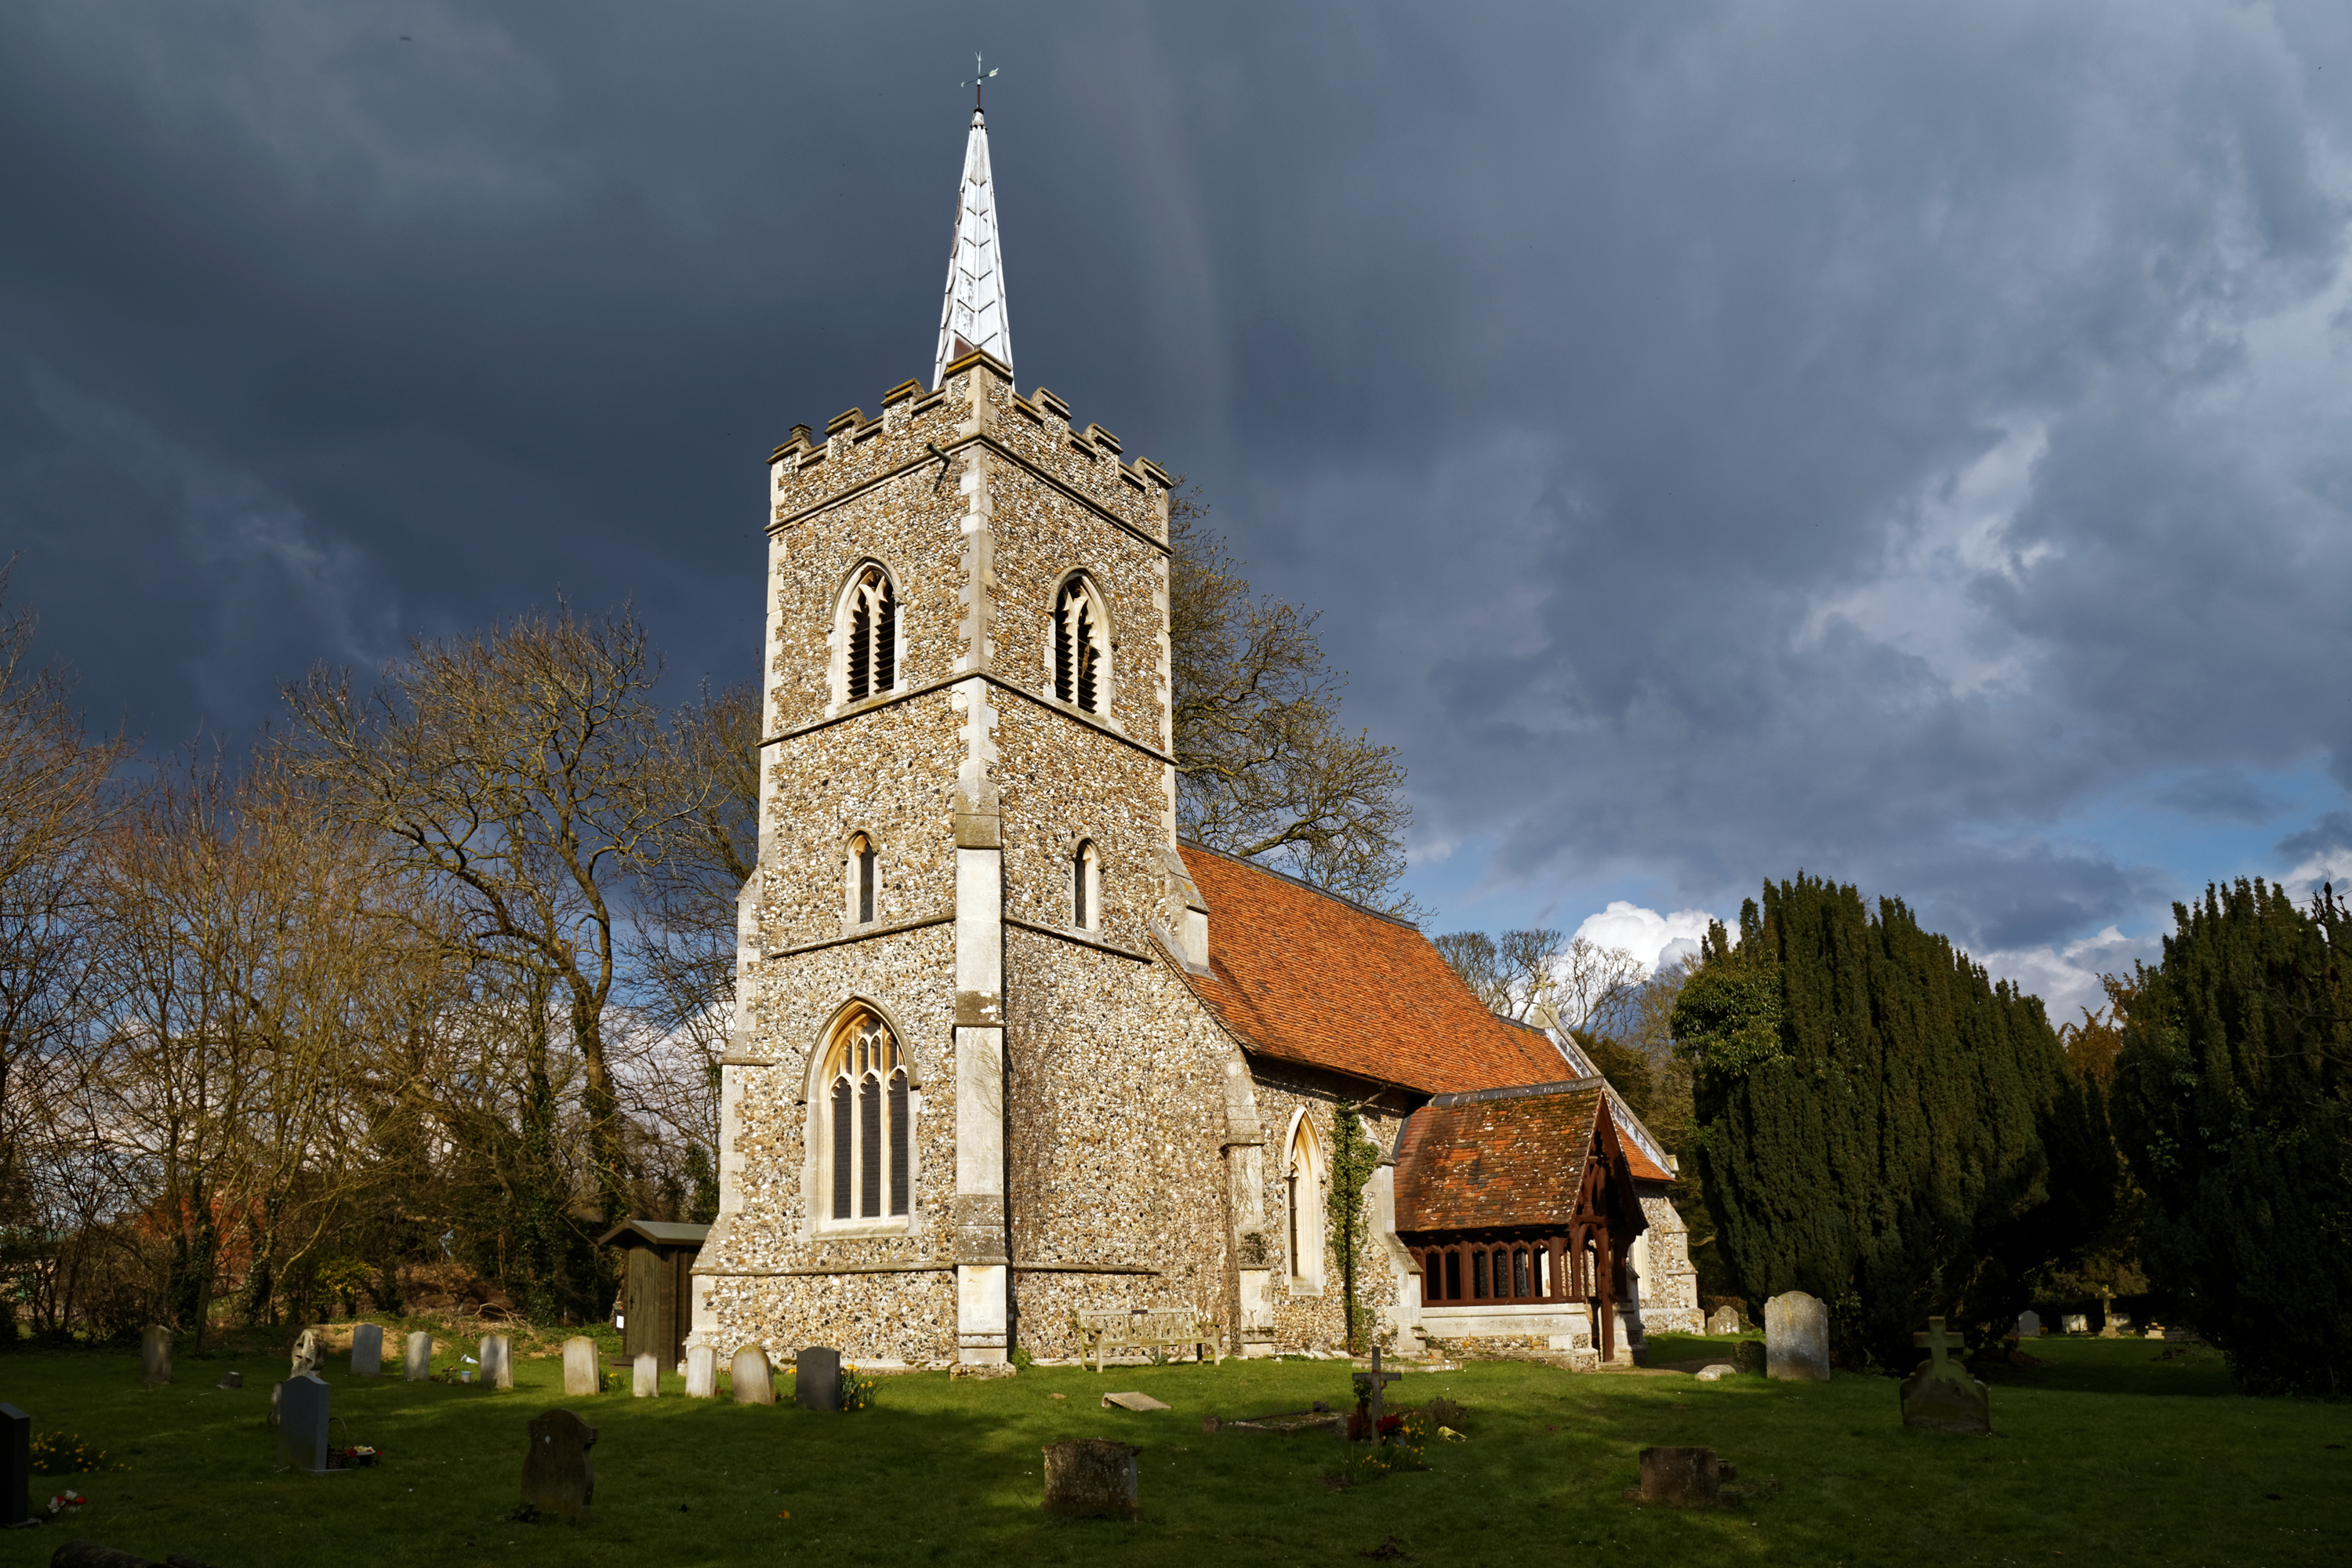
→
(633, 1353, 659, 1399)
(278, 1374, 332, 1472)
(404, 1332, 434, 1381)
(2062, 1313, 2088, 1334)
(1706, 1305, 1740, 1336)
(350, 1323, 383, 1377)
(216, 1372, 242, 1391)
(140, 1326, 172, 1387)
(479, 1334, 513, 1390)
(731, 1346, 774, 1406)
(793, 1347, 840, 1411)
(2016, 1310, 2042, 1339)
(1764, 1292, 1829, 1382)
(1040, 1439, 1142, 1520)
(521, 1409, 597, 1521)
(1, 1401, 28, 1526)
(561, 1337, 601, 1397)
(1733, 1340, 1766, 1376)
(1899, 1317, 1991, 1435)
(1624, 1446, 1736, 1508)
(289, 1328, 323, 1377)
(684, 1345, 717, 1399)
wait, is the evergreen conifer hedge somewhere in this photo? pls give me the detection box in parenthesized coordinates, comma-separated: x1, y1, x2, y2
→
(2110, 880, 2352, 1397)
(1671, 875, 2112, 1367)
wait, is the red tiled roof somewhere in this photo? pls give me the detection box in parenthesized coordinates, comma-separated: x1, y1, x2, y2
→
(1392, 1083, 1609, 1230)
(1172, 844, 1570, 1095)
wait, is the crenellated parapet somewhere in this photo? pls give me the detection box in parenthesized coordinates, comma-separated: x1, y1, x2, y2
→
(768, 352, 1174, 545)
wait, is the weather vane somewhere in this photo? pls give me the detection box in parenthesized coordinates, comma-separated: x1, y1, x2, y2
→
(962, 53, 1000, 111)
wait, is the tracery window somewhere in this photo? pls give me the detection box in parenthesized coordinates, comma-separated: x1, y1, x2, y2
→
(841, 564, 898, 702)
(1073, 839, 1099, 932)
(820, 1011, 909, 1223)
(1051, 575, 1107, 714)
(847, 833, 878, 924)
(1286, 1115, 1325, 1291)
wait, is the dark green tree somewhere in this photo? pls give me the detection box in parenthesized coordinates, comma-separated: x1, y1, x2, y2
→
(2109, 880, 2352, 1396)
(1671, 876, 2113, 1367)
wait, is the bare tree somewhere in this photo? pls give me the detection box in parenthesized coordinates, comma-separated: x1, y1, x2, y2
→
(1433, 928, 1647, 1037)
(1168, 493, 1419, 914)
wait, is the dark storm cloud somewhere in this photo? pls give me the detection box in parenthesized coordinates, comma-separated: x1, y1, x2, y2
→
(3, 1, 2350, 988)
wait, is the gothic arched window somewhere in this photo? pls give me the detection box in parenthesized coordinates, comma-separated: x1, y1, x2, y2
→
(1285, 1114, 1325, 1292)
(847, 833, 879, 924)
(1073, 839, 1099, 932)
(841, 564, 898, 702)
(1052, 575, 1108, 714)
(820, 1011, 909, 1223)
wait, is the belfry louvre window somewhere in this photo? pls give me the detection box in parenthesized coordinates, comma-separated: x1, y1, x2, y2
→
(844, 565, 896, 701)
(822, 1012, 909, 1221)
(1052, 577, 1105, 713)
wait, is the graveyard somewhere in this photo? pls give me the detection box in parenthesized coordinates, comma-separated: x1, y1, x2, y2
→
(1, 1325, 2346, 1566)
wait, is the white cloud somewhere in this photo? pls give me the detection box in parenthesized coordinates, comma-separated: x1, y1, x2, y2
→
(1571, 902, 1725, 976)
(1973, 925, 2160, 1025)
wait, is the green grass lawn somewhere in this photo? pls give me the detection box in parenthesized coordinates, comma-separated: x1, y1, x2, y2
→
(1, 1333, 2345, 1566)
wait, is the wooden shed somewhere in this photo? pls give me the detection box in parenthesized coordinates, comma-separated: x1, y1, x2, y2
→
(598, 1218, 710, 1370)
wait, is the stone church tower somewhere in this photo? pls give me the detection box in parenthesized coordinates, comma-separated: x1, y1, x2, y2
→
(689, 107, 1698, 1370)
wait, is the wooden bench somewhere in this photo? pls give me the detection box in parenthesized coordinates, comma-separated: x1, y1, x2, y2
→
(1072, 1307, 1223, 1372)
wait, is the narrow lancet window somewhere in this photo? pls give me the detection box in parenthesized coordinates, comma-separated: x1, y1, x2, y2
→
(844, 566, 896, 702)
(1053, 577, 1104, 713)
(851, 834, 877, 924)
(1073, 839, 1098, 931)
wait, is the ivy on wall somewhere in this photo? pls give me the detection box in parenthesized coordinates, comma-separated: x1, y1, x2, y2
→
(1327, 1105, 1381, 1352)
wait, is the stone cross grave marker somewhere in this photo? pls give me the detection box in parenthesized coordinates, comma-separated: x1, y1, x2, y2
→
(290, 1327, 323, 1377)
(1350, 1346, 1402, 1440)
(1764, 1292, 1830, 1381)
(521, 1409, 597, 1520)
(633, 1353, 659, 1398)
(1, 1402, 28, 1526)
(794, 1347, 840, 1412)
(404, 1332, 434, 1381)
(685, 1345, 717, 1399)
(1899, 1316, 1991, 1435)
(731, 1346, 775, 1406)
(140, 1326, 172, 1386)
(1707, 1305, 1740, 1335)
(278, 1374, 332, 1472)
(2062, 1312, 2088, 1334)
(350, 1323, 383, 1377)
(2016, 1310, 2042, 1338)
(561, 1337, 601, 1397)
(1041, 1438, 1142, 1520)
(480, 1334, 514, 1390)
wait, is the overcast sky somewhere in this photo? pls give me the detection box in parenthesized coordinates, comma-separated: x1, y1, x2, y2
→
(7, 1, 2352, 1020)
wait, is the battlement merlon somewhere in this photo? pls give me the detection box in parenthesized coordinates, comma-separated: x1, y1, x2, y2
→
(767, 353, 1174, 546)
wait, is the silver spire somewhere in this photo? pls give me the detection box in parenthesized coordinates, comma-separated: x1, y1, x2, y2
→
(932, 107, 1011, 388)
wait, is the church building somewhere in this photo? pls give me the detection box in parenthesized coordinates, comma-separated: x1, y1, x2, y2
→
(691, 104, 1698, 1369)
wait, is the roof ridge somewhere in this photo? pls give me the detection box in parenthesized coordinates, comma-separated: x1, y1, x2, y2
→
(1425, 1076, 1604, 1108)
(1174, 837, 1421, 928)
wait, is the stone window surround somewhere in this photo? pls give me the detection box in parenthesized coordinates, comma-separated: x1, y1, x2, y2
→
(843, 830, 883, 927)
(826, 557, 906, 716)
(803, 1000, 924, 1240)
(1072, 837, 1100, 933)
(1044, 568, 1116, 724)
(1281, 1107, 1327, 1298)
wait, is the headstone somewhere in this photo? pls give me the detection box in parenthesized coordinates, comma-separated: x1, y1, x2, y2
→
(562, 1337, 601, 1397)
(1899, 1317, 1991, 1435)
(2016, 1310, 2042, 1338)
(1347, 1345, 1403, 1440)
(520, 1409, 597, 1521)
(633, 1353, 659, 1399)
(1706, 1305, 1740, 1336)
(1101, 1391, 1171, 1412)
(350, 1323, 383, 1377)
(2062, 1313, 2088, 1334)
(404, 1331, 434, 1381)
(1040, 1438, 1142, 1520)
(1764, 1292, 1830, 1382)
(731, 1346, 774, 1406)
(1693, 1364, 1733, 1381)
(1625, 1446, 1733, 1508)
(1733, 1340, 1766, 1376)
(278, 1375, 332, 1472)
(793, 1346, 840, 1412)
(480, 1334, 513, 1390)
(140, 1326, 172, 1386)
(684, 1345, 717, 1399)
(216, 1371, 242, 1390)
(0, 1402, 28, 1526)
(290, 1328, 323, 1377)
